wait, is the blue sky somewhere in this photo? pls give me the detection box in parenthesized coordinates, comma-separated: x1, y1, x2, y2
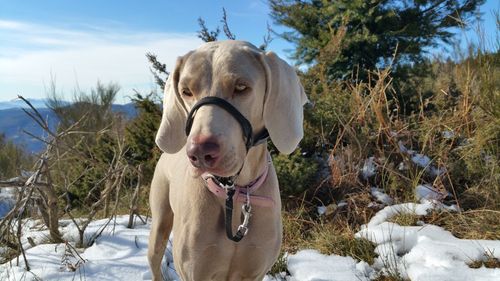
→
(0, 0, 497, 104)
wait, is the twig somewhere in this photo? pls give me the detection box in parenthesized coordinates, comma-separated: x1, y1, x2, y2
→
(221, 8, 236, 40)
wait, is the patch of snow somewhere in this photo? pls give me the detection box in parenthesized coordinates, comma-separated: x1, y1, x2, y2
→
(399, 141, 447, 178)
(337, 201, 348, 208)
(371, 187, 394, 205)
(361, 157, 377, 179)
(317, 205, 327, 216)
(398, 141, 415, 155)
(411, 154, 432, 169)
(361, 201, 436, 228)
(286, 249, 372, 281)
(368, 202, 384, 208)
(442, 130, 455, 139)
(430, 166, 447, 177)
(356, 201, 500, 281)
(2, 206, 497, 281)
(397, 161, 407, 171)
(0, 216, 155, 281)
(317, 203, 342, 216)
(415, 184, 449, 202)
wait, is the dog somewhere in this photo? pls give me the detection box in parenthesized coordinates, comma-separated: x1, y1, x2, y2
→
(148, 40, 307, 281)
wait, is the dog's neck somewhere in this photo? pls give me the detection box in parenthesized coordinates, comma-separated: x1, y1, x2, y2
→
(235, 144, 269, 186)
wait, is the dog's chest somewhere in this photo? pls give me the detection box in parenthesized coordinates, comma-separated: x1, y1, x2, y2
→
(169, 183, 280, 280)
(171, 230, 278, 281)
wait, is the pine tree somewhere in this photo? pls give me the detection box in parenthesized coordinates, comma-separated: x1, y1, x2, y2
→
(124, 93, 162, 183)
(270, 0, 485, 81)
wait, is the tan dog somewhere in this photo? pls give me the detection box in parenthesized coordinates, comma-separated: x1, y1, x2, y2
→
(148, 40, 307, 281)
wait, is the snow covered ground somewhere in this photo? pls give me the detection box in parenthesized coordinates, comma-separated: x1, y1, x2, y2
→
(1, 200, 499, 280)
(356, 200, 500, 281)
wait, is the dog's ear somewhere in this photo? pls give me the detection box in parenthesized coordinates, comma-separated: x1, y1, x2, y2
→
(155, 53, 191, 153)
(260, 51, 308, 155)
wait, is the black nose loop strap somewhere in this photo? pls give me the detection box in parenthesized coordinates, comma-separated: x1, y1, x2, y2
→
(185, 96, 268, 151)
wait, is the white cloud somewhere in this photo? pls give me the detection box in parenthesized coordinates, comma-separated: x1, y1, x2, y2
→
(0, 19, 31, 30)
(0, 19, 202, 103)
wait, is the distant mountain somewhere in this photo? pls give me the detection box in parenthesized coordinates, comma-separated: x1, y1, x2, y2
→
(0, 98, 53, 110)
(0, 103, 137, 153)
(0, 107, 57, 153)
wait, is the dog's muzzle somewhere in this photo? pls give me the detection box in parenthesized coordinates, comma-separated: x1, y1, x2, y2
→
(184, 96, 271, 242)
(185, 96, 269, 151)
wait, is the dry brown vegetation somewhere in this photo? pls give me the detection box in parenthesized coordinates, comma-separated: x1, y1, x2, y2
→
(271, 30, 499, 277)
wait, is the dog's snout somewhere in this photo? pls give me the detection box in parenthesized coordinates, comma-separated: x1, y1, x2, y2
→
(187, 137, 221, 168)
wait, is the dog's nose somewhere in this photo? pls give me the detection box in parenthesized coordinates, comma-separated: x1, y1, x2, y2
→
(187, 138, 221, 168)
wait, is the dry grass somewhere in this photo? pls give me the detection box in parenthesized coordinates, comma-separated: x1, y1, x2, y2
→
(468, 250, 500, 269)
(279, 199, 378, 265)
(272, 207, 378, 275)
(304, 221, 376, 264)
(388, 212, 421, 226)
(423, 210, 500, 240)
(373, 276, 409, 281)
(272, 43, 499, 279)
(387, 208, 500, 240)
(0, 247, 18, 264)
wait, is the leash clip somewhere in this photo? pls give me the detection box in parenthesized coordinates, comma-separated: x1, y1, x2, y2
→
(237, 204, 252, 236)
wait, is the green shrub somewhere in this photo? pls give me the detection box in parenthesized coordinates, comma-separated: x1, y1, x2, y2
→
(0, 134, 33, 179)
(273, 150, 318, 197)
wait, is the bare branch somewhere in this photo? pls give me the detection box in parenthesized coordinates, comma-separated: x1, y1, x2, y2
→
(221, 8, 236, 40)
(260, 22, 275, 51)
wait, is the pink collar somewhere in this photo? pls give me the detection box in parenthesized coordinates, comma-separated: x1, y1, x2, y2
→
(201, 158, 275, 208)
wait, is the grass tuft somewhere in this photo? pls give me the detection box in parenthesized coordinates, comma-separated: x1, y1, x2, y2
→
(468, 250, 500, 269)
(388, 212, 421, 226)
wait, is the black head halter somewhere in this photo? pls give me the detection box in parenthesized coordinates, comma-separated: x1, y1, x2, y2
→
(185, 96, 268, 151)
(185, 96, 269, 242)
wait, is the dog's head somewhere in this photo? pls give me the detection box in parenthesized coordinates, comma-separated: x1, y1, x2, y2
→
(156, 40, 307, 177)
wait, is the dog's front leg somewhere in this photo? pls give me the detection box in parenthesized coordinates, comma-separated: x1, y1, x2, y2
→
(148, 162, 173, 281)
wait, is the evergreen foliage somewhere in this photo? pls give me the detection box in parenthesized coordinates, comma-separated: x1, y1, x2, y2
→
(270, 0, 485, 81)
(124, 93, 163, 183)
(0, 134, 33, 179)
(273, 150, 319, 196)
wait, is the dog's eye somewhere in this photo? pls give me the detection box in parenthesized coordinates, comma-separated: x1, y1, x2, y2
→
(181, 88, 193, 97)
(234, 83, 248, 93)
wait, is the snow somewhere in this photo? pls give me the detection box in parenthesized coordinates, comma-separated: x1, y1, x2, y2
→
(285, 250, 371, 281)
(442, 130, 455, 139)
(415, 184, 449, 202)
(317, 201, 348, 216)
(317, 205, 327, 216)
(1, 202, 498, 281)
(398, 140, 415, 155)
(411, 154, 431, 169)
(356, 201, 500, 281)
(0, 216, 156, 281)
(398, 142, 446, 177)
(370, 187, 393, 205)
(361, 157, 377, 179)
(337, 201, 347, 208)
